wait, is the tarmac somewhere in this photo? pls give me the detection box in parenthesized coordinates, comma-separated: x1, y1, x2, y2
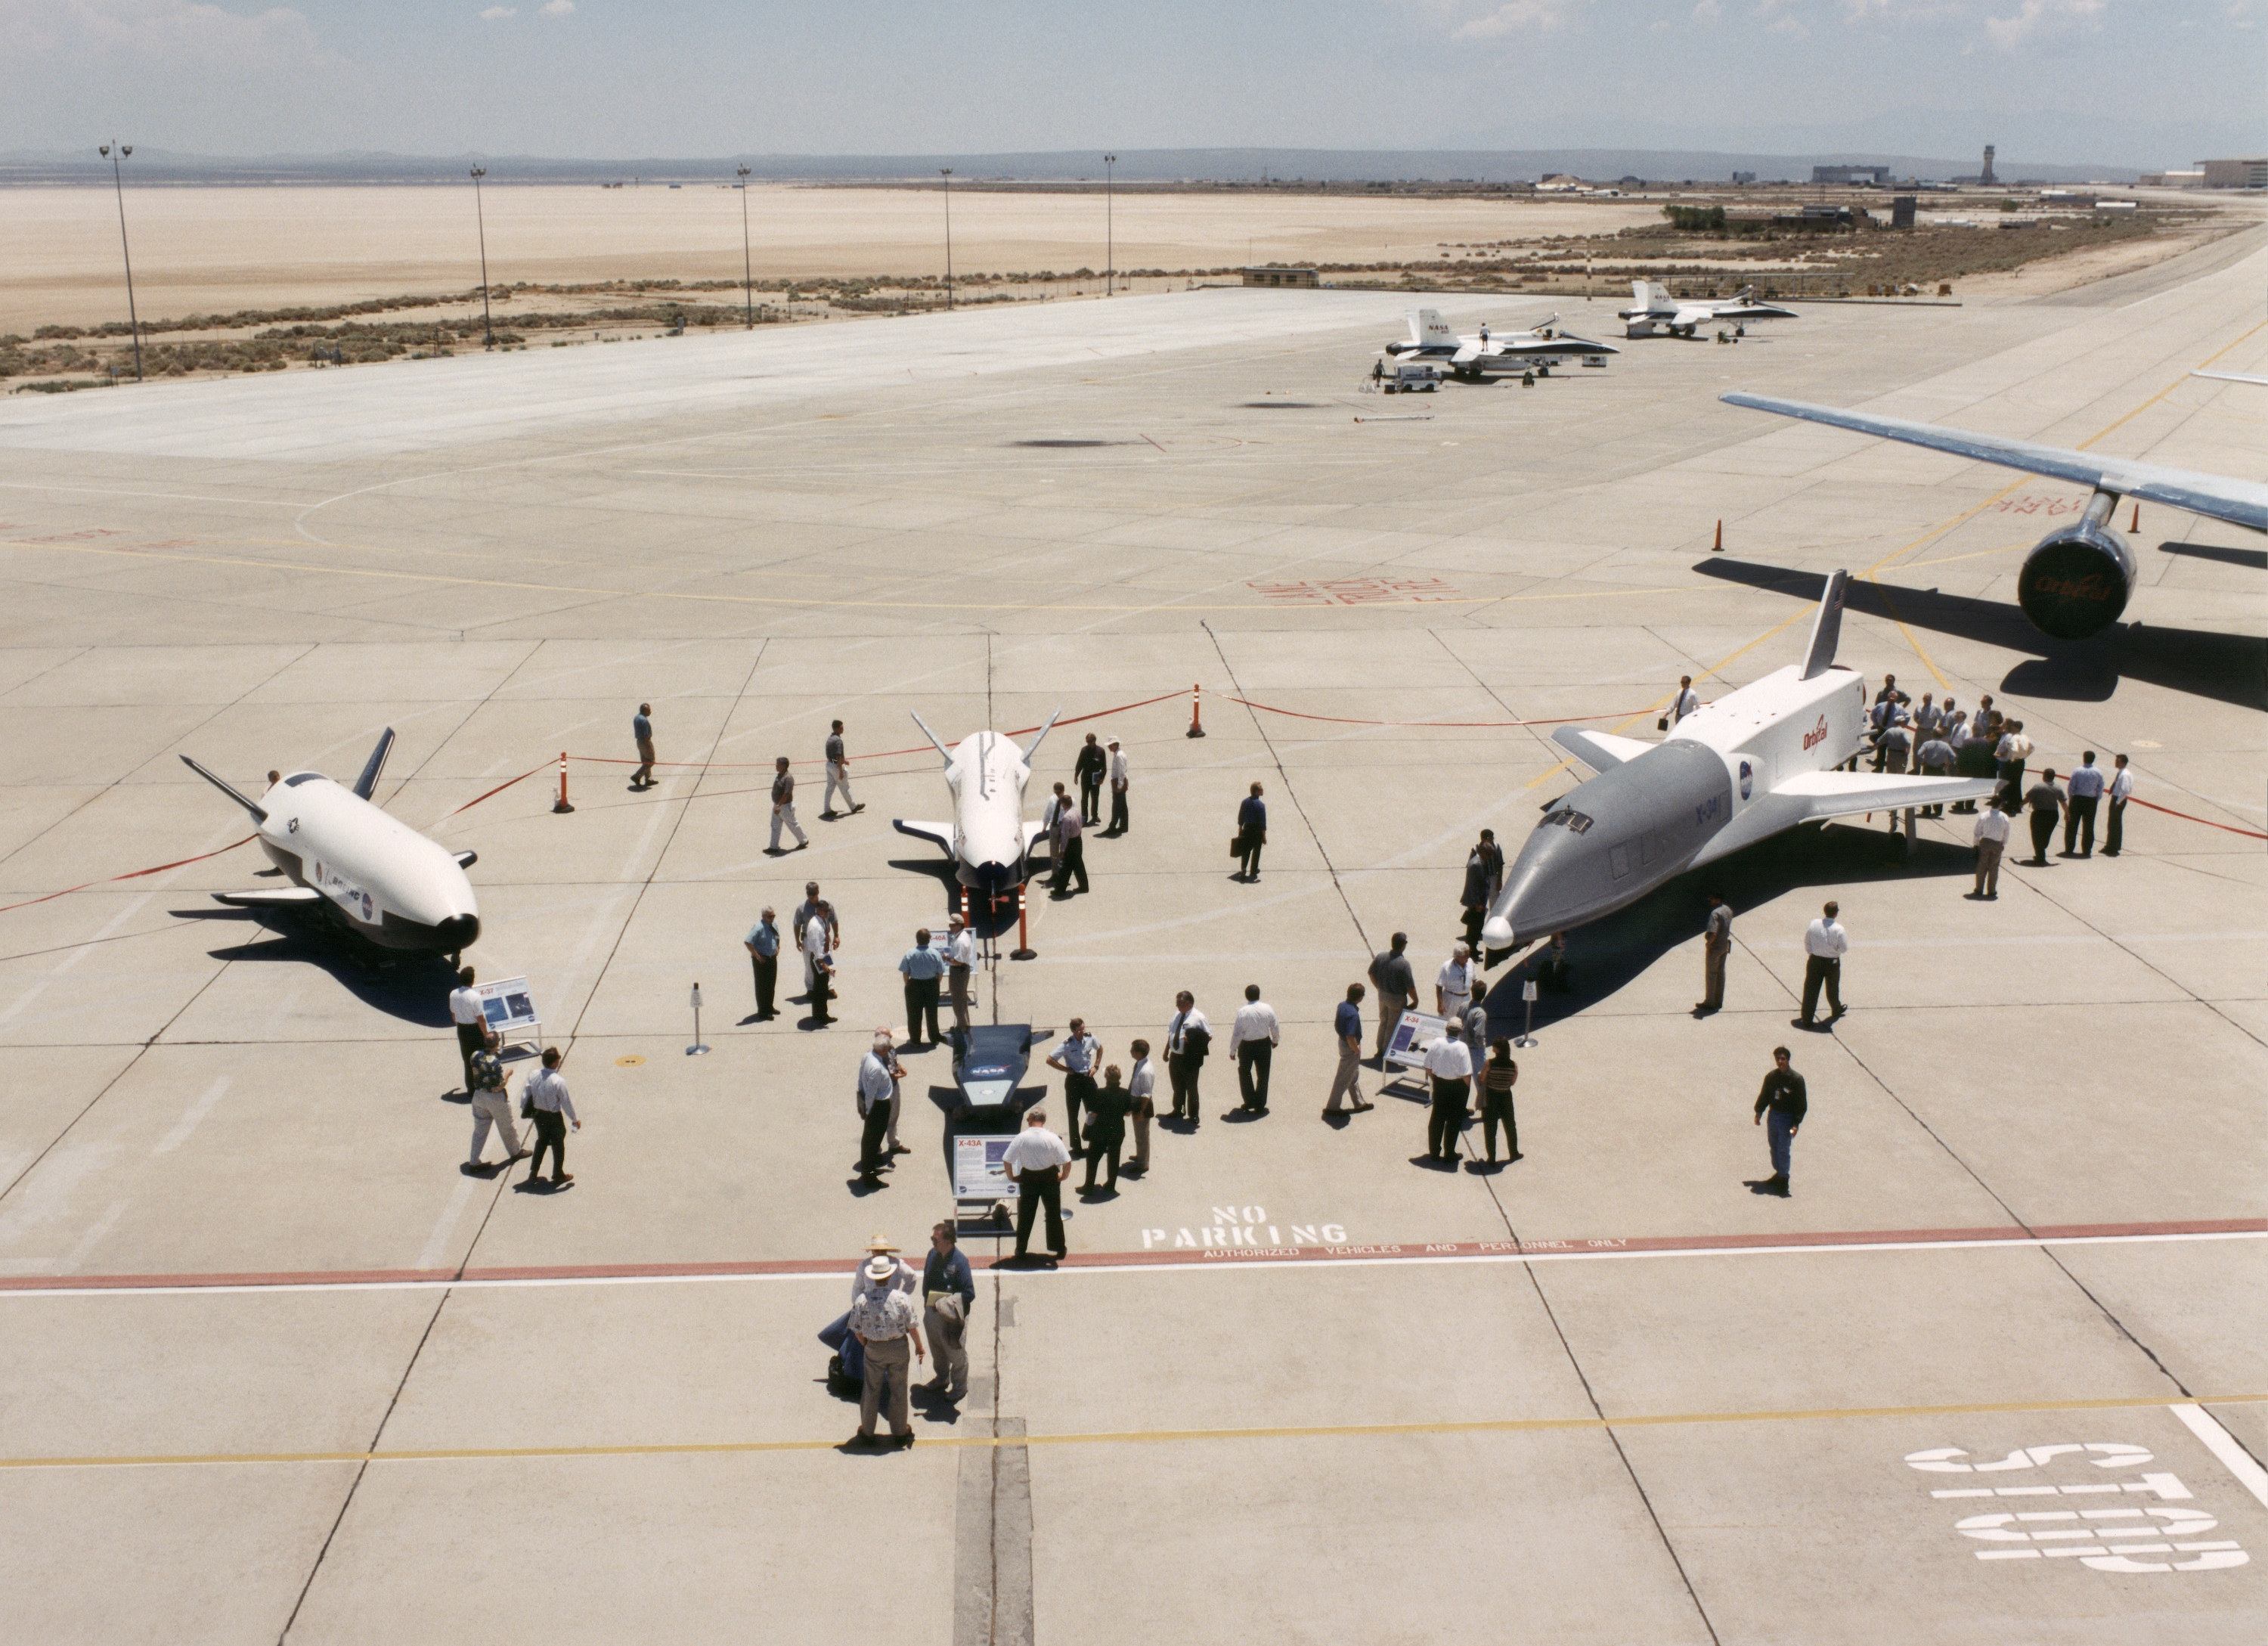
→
(0, 231, 2262, 1643)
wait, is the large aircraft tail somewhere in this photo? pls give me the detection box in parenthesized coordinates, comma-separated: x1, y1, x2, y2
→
(1799, 569, 1848, 680)
(1630, 278, 1649, 307)
(352, 727, 395, 801)
(1410, 308, 1457, 349)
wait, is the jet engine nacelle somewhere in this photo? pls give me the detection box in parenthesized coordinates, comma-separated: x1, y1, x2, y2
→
(2015, 518, 2136, 640)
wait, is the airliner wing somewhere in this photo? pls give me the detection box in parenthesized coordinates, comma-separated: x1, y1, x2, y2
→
(2193, 370, 2268, 388)
(1551, 727, 1656, 771)
(892, 820, 954, 851)
(1722, 392, 2268, 535)
(213, 888, 323, 908)
(1774, 770, 2000, 822)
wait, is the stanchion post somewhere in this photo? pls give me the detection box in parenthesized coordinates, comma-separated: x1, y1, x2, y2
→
(552, 751, 575, 814)
(687, 981, 708, 1055)
(1514, 978, 1539, 1049)
(1186, 682, 1207, 739)
(1009, 882, 1036, 961)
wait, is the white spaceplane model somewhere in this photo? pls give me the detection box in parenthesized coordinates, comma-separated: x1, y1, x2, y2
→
(1479, 571, 1997, 959)
(894, 710, 1061, 893)
(1384, 308, 1619, 377)
(1619, 281, 1797, 339)
(181, 728, 482, 957)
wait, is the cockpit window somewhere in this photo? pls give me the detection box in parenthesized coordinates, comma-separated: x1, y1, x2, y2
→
(284, 773, 327, 787)
(1536, 808, 1594, 835)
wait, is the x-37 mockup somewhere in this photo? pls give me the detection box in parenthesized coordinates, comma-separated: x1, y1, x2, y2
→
(181, 728, 481, 958)
(1479, 571, 1997, 961)
(894, 710, 1061, 894)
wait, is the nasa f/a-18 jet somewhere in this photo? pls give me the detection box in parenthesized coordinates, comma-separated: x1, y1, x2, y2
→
(894, 710, 1061, 894)
(1619, 281, 1797, 339)
(181, 728, 482, 958)
(1723, 392, 2268, 640)
(1479, 571, 1997, 960)
(1385, 308, 1619, 377)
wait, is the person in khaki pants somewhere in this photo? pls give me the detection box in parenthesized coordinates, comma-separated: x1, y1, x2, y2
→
(1969, 800, 2011, 899)
(1696, 892, 1731, 1016)
(921, 1223, 974, 1403)
(847, 1257, 924, 1449)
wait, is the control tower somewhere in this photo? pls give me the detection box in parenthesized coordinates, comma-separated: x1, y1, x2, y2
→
(1980, 144, 1997, 186)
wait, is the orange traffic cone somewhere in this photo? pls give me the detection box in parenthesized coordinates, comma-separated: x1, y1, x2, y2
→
(2128, 504, 2140, 535)
(1712, 519, 1724, 552)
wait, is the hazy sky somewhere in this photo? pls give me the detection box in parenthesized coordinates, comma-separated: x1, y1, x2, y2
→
(3, 0, 2258, 166)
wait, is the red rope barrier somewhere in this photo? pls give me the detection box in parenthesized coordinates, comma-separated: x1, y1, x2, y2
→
(1225, 696, 1656, 730)
(0, 835, 258, 916)
(444, 763, 548, 817)
(2127, 797, 2267, 840)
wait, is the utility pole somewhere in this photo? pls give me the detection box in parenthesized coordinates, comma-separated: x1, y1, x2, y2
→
(1104, 153, 1117, 296)
(736, 164, 754, 327)
(940, 168, 954, 310)
(469, 166, 494, 349)
(98, 143, 142, 382)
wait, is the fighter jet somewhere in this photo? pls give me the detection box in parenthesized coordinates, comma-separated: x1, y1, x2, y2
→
(1479, 571, 1997, 961)
(1619, 281, 1796, 339)
(1723, 391, 2268, 639)
(894, 710, 1061, 894)
(1385, 308, 1619, 378)
(181, 728, 481, 958)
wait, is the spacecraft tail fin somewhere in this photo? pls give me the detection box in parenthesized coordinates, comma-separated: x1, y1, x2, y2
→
(1799, 569, 1848, 680)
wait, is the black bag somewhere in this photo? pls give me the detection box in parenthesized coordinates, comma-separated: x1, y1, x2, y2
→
(519, 1094, 535, 1119)
(1183, 1022, 1211, 1063)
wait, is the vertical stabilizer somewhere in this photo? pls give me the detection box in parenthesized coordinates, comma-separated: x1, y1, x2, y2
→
(1799, 569, 1849, 680)
(352, 727, 395, 801)
(1648, 282, 1674, 308)
(1416, 308, 1456, 349)
(1630, 278, 1648, 306)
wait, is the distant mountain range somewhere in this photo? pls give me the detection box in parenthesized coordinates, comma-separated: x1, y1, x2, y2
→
(0, 146, 2140, 188)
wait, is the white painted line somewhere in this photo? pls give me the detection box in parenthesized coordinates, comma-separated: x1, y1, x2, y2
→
(0, 1226, 2261, 1300)
(61, 1201, 129, 1273)
(153, 1077, 231, 1157)
(2169, 1403, 2268, 1511)
(414, 1176, 481, 1274)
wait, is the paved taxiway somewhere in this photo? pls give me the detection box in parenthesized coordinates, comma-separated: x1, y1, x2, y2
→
(0, 236, 2262, 1643)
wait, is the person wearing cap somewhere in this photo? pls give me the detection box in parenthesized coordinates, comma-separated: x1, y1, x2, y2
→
(922, 1223, 975, 1400)
(946, 913, 976, 1040)
(1003, 1105, 1074, 1263)
(847, 1253, 924, 1449)
(820, 1235, 916, 1384)
(857, 1033, 903, 1187)
(1105, 739, 1130, 835)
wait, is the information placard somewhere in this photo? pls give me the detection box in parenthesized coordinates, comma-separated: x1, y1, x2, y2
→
(472, 977, 541, 1044)
(1383, 1010, 1451, 1071)
(953, 1135, 1015, 1202)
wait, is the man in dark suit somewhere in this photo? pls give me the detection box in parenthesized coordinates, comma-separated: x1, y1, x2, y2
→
(1074, 733, 1106, 826)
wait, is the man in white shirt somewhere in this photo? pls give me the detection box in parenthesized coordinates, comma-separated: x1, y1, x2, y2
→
(1436, 942, 1476, 1023)
(804, 901, 837, 1025)
(2105, 753, 2133, 857)
(1798, 901, 1848, 1030)
(945, 913, 977, 1040)
(1670, 675, 1702, 725)
(1228, 984, 1281, 1114)
(1994, 722, 2033, 812)
(448, 966, 485, 1095)
(1969, 800, 2011, 899)
(1105, 739, 1130, 835)
(1126, 1039, 1156, 1173)
(523, 1046, 578, 1188)
(2063, 751, 2106, 857)
(857, 1033, 902, 1186)
(1166, 991, 1210, 1126)
(1003, 1106, 1074, 1262)
(1422, 1028, 1474, 1164)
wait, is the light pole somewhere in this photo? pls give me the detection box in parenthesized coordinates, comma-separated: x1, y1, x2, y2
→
(736, 164, 754, 328)
(469, 166, 494, 349)
(98, 142, 142, 383)
(1104, 153, 1116, 296)
(940, 168, 953, 310)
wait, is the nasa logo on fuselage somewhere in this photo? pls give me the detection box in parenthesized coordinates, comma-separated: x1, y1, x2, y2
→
(1801, 715, 1829, 752)
(1738, 760, 1753, 801)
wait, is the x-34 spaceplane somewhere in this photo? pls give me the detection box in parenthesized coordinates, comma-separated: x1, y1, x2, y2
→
(182, 728, 482, 958)
(894, 711, 1061, 894)
(1479, 571, 1997, 961)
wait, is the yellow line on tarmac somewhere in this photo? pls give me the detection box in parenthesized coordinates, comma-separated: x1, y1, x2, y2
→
(5, 1392, 2258, 1471)
(2076, 316, 2268, 452)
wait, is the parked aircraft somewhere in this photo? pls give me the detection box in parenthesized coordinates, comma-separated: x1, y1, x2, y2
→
(1385, 308, 1619, 377)
(1619, 281, 1796, 339)
(894, 711, 1061, 894)
(2192, 369, 2268, 388)
(181, 728, 481, 958)
(1479, 571, 1996, 961)
(1722, 392, 2268, 639)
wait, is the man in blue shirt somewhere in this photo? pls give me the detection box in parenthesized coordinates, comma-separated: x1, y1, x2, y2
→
(1045, 1018, 1100, 1152)
(922, 1221, 976, 1400)
(2063, 751, 2106, 857)
(1236, 782, 1267, 882)
(898, 927, 946, 1047)
(1324, 983, 1373, 1117)
(631, 702, 655, 789)
(745, 907, 780, 1021)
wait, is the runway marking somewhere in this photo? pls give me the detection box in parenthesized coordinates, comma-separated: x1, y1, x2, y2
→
(0, 535, 1691, 615)
(2170, 1402, 2268, 1512)
(152, 1077, 231, 1157)
(3, 1392, 2261, 1473)
(1, 1217, 2254, 1297)
(414, 1175, 482, 1274)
